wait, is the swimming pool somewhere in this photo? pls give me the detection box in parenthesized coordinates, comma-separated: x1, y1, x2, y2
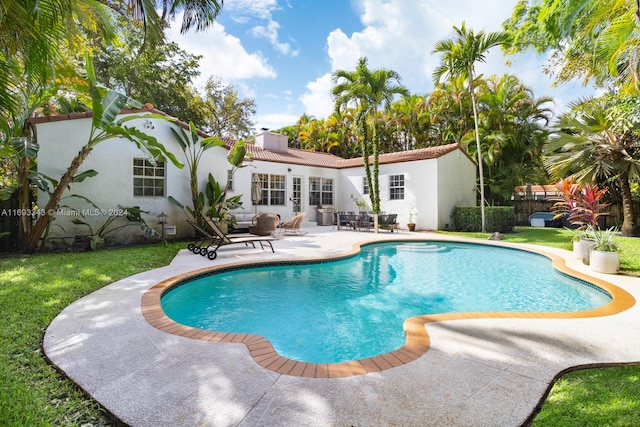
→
(160, 241, 611, 364)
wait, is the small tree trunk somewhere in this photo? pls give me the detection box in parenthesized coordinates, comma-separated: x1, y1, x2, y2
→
(17, 156, 31, 247)
(22, 145, 94, 252)
(618, 174, 637, 237)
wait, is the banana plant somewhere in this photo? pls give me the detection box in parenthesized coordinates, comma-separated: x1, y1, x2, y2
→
(203, 173, 243, 225)
(67, 199, 161, 251)
(169, 121, 224, 226)
(170, 138, 250, 227)
(22, 53, 183, 252)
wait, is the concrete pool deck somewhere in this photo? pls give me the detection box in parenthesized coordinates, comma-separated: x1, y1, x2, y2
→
(43, 228, 640, 426)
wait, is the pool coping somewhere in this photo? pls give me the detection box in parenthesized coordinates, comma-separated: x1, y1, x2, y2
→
(141, 238, 636, 379)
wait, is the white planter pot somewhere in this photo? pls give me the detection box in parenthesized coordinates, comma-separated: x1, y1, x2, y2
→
(572, 241, 583, 259)
(590, 250, 620, 274)
(580, 238, 596, 265)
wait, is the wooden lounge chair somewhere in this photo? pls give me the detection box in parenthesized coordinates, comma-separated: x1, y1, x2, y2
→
(201, 217, 276, 260)
(277, 212, 307, 236)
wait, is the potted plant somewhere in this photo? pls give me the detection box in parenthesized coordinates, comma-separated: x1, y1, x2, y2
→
(407, 202, 417, 231)
(589, 226, 620, 274)
(350, 194, 368, 211)
(551, 178, 610, 264)
(567, 227, 586, 259)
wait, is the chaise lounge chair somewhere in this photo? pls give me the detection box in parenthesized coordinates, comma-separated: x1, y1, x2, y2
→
(186, 218, 254, 255)
(185, 218, 222, 255)
(277, 212, 307, 236)
(200, 217, 277, 260)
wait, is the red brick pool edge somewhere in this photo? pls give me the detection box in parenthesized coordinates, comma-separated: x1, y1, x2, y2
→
(141, 240, 635, 379)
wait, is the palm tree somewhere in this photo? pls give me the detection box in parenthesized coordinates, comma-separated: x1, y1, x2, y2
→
(475, 74, 552, 203)
(432, 22, 510, 232)
(503, 0, 640, 95)
(557, 0, 640, 94)
(332, 57, 409, 212)
(426, 76, 474, 145)
(545, 96, 640, 237)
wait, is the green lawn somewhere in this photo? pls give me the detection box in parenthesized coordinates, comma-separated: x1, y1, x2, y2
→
(0, 242, 184, 426)
(0, 229, 638, 426)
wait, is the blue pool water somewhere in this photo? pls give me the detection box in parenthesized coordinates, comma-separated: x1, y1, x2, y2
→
(161, 241, 611, 364)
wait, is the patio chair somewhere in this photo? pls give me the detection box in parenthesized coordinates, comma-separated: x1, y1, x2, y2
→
(336, 211, 357, 230)
(277, 212, 307, 236)
(356, 212, 374, 231)
(202, 217, 277, 260)
(248, 212, 280, 236)
(378, 214, 398, 233)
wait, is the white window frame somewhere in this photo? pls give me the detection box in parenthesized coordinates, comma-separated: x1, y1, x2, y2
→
(389, 174, 405, 200)
(133, 158, 165, 197)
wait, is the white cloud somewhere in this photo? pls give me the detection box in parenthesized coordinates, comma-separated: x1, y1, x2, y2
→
(166, 20, 276, 89)
(256, 112, 301, 131)
(299, 73, 335, 118)
(301, 0, 596, 120)
(225, 0, 279, 19)
(250, 20, 299, 56)
(225, 0, 297, 57)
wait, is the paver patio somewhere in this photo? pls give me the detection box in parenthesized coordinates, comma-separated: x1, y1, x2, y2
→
(43, 228, 640, 426)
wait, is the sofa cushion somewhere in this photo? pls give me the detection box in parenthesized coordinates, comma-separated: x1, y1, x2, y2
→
(229, 213, 254, 230)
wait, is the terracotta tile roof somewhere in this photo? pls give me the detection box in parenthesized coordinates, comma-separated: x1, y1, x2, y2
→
(30, 105, 470, 168)
(337, 143, 471, 168)
(29, 103, 217, 140)
(231, 141, 343, 168)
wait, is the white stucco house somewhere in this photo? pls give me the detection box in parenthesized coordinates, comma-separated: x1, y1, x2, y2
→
(31, 105, 477, 247)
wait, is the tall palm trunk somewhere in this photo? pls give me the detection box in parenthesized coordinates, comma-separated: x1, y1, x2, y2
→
(357, 110, 373, 208)
(468, 71, 486, 232)
(371, 110, 381, 213)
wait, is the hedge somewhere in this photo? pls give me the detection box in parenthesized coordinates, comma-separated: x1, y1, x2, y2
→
(451, 206, 515, 233)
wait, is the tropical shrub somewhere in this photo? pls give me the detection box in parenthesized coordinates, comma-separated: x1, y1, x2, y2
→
(550, 178, 610, 228)
(452, 206, 515, 232)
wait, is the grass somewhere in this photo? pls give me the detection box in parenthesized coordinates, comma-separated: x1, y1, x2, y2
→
(438, 226, 640, 275)
(0, 242, 184, 426)
(532, 365, 640, 426)
(0, 228, 639, 425)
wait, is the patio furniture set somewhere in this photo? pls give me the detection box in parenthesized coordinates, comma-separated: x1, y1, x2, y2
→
(334, 212, 398, 232)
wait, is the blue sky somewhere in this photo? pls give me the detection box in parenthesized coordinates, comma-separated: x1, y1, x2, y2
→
(167, 0, 597, 132)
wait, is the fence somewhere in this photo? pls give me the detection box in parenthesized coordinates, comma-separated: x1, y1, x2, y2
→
(0, 193, 19, 252)
(513, 199, 640, 228)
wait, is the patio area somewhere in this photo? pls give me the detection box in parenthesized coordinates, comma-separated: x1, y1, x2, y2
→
(43, 227, 640, 426)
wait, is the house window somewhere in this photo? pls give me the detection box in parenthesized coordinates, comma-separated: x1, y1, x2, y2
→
(363, 177, 369, 195)
(389, 174, 404, 200)
(256, 173, 285, 206)
(133, 158, 165, 197)
(309, 177, 333, 206)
